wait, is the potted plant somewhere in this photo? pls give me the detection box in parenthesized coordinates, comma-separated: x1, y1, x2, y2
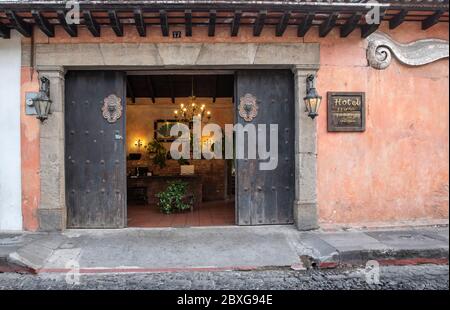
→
(146, 140, 167, 169)
(178, 157, 195, 175)
(155, 180, 193, 214)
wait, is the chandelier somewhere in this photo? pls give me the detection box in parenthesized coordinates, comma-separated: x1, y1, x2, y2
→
(174, 76, 211, 122)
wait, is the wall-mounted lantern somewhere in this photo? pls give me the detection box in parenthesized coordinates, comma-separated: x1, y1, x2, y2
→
(303, 74, 322, 120)
(25, 77, 52, 122)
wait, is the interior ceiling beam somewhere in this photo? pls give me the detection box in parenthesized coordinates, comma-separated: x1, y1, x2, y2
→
(185, 9, 192, 37)
(126, 77, 136, 103)
(422, 10, 444, 30)
(160, 9, 169, 36)
(212, 75, 218, 103)
(319, 13, 338, 37)
(6, 10, 32, 37)
(231, 10, 242, 37)
(83, 10, 100, 37)
(253, 10, 267, 36)
(134, 9, 146, 37)
(208, 10, 216, 37)
(389, 9, 408, 29)
(276, 11, 291, 37)
(57, 10, 77, 37)
(0, 21, 11, 38)
(32, 10, 54, 37)
(340, 13, 362, 37)
(168, 76, 175, 104)
(297, 13, 314, 37)
(145, 76, 156, 104)
(108, 10, 123, 37)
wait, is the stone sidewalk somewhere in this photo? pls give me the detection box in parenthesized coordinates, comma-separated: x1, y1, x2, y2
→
(0, 225, 448, 274)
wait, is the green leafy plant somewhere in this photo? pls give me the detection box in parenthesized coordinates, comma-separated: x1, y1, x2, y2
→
(156, 180, 192, 214)
(146, 140, 167, 169)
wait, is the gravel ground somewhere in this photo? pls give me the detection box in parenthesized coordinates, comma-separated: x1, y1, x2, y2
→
(0, 264, 448, 290)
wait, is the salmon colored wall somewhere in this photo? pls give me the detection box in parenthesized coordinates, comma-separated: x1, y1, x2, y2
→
(20, 67, 40, 231)
(20, 22, 449, 230)
(309, 23, 449, 226)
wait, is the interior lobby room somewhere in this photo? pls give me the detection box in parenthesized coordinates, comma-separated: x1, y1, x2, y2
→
(125, 73, 235, 228)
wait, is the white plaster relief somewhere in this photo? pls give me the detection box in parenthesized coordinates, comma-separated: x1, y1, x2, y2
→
(366, 31, 449, 70)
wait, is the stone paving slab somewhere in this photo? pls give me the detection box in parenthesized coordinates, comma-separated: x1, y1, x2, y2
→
(1, 225, 448, 273)
(42, 226, 301, 271)
(365, 230, 449, 250)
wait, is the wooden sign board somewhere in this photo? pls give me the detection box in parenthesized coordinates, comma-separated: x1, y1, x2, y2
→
(327, 92, 365, 132)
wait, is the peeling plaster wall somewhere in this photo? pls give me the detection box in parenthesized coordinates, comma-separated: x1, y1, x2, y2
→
(0, 31, 22, 230)
(309, 23, 449, 226)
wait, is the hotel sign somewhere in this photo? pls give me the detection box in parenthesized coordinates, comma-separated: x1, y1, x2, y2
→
(327, 92, 365, 132)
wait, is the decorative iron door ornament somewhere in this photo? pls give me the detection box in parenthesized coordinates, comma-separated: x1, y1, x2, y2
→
(101, 94, 122, 123)
(238, 93, 258, 122)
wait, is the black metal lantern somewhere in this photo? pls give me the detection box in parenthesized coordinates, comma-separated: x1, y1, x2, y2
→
(26, 77, 52, 122)
(303, 74, 322, 119)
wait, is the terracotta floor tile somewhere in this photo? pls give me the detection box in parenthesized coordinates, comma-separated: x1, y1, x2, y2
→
(128, 200, 235, 228)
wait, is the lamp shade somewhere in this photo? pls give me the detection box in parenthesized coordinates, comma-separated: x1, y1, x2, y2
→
(304, 96, 322, 119)
(303, 74, 322, 119)
(34, 95, 52, 121)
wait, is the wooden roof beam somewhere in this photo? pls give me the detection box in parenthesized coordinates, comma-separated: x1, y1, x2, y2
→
(134, 9, 146, 37)
(340, 13, 362, 37)
(389, 9, 408, 29)
(276, 11, 291, 37)
(231, 10, 242, 36)
(319, 13, 338, 37)
(32, 10, 54, 37)
(108, 10, 123, 37)
(208, 10, 216, 37)
(160, 10, 169, 36)
(6, 10, 32, 37)
(83, 10, 100, 37)
(422, 10, 444, 30)
(298, 13, 314, 37)
(361, 23, 380, 38)
(185, 9, 192, 37)
(253, 10, 267, 37)
(0, 22, 11, 39)
(57, 10, 77, 37)
(361, 8, 385, 38)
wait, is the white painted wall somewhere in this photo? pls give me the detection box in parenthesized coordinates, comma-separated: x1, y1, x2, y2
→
(0, 31, 22, 230)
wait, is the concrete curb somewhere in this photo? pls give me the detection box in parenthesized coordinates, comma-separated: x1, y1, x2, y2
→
(304, 247, 449, 269)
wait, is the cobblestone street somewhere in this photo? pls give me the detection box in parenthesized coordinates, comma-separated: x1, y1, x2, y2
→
(0, 265, 448, 290)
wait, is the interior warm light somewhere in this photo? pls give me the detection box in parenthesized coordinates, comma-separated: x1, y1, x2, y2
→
(174, 76, 212, 123)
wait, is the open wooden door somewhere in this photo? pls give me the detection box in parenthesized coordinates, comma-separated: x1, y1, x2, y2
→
(65, 71, 127, 228)
(235, 70, 295, 225)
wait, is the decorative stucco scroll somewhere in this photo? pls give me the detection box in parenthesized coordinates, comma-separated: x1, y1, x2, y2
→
(366, 31, 449, 70)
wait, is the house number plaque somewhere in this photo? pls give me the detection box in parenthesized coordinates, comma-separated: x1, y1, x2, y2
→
(327, 92, 365, 132)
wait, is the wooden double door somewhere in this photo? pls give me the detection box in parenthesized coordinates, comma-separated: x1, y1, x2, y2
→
(65, 70, 294, 228)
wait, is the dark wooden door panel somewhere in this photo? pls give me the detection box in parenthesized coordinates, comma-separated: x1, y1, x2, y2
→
(65, 71, 126, 228)
(235, 70, 295, 225)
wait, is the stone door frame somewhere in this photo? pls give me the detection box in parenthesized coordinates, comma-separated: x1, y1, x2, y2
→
(33, 42, 320, 231)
